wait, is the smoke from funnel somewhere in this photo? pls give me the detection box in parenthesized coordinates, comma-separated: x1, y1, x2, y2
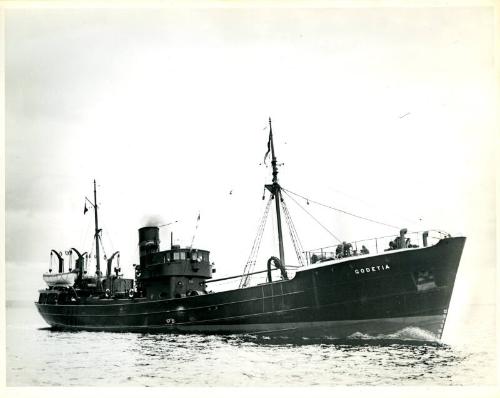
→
(141, 215, 164, 227)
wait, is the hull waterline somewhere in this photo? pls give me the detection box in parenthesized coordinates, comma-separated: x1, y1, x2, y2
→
(36, 237, 465, 339)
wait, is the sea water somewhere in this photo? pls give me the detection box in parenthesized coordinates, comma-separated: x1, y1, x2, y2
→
(6, 302, 496, 386)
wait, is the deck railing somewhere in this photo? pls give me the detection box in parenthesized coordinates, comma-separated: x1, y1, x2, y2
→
(206, 230, 451, 291)
(304, 230, 451, 266)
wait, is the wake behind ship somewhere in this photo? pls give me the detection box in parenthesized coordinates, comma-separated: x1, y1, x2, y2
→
(36, 119, 465, 339)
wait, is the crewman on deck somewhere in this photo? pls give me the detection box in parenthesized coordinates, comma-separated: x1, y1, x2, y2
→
(343, 242, 352, 257)
(394, 236, 402, 249)
(336, 244, 343, 258)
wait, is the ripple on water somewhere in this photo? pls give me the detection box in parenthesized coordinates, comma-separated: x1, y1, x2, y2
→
(6, 307, 497, 386)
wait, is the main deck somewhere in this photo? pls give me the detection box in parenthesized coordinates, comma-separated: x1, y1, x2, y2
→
(36, 236, 465, 338)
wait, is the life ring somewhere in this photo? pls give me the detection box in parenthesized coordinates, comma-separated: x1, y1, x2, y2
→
(105, 289, 111, 298)
(128, 289, 135, 298)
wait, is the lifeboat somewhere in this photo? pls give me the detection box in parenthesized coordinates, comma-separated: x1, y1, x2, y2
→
(43, 271, 77, 287)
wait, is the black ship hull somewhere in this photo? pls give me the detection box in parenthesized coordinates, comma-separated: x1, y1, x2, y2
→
(36, 237, 465, 339)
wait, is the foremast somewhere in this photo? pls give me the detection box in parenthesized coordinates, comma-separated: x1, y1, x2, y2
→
(93, 180, 102, 289)
(85, 179, 102, 290)
(265, 117, 285, 266)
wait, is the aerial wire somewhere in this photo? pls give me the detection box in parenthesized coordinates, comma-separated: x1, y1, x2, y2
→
(282, 187, 400, 230)
(282, 190, 342, 243)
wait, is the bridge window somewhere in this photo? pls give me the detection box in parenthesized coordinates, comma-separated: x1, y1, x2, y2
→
(173, 251, 186, 261)
(191, 252, 208, 261)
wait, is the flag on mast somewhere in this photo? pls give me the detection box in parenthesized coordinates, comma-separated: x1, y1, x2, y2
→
(84, 202, 88, 215)
(263, 131, 271, 166)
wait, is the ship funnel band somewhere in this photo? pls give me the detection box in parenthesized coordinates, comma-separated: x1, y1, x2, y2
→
(138, 226, 160, 256)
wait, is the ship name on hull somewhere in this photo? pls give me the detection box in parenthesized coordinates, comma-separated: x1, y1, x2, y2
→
(354, 264, 390, 275)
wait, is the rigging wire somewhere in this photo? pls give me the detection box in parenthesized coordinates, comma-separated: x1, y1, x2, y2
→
(282, 187, 401, 230)
(96, 196, 117, 256)
(98, 234, 107, 261)
(324, 185, 423, 225)
(88, 236, 95, 273)
(79, 212, 93, 253)
(282, 199, 305, 257)
(280, 196, 306, 267)
(101, 219, 115, 254)
(189, 211, 201, 249)
(282, 190, 342, 243)
(239, 197, 273, 288)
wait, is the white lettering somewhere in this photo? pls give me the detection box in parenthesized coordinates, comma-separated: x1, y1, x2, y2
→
(353, 264, 392, 275)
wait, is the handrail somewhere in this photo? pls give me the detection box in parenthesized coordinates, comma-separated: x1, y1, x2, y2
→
(305, 230, 451, 265)
(206, 266, 299, 284)
(306, 229, 449, 253)
(208, 230, 451, 285)
(206, 269, 269, 284)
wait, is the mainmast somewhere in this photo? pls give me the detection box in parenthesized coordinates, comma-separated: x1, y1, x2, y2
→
(265, 117, 285, 266)
(93, 179, 102, 289)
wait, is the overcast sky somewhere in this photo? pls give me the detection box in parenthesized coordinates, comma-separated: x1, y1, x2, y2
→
(4, 4, 496, 336)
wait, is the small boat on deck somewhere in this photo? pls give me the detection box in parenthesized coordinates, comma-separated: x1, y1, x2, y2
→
(35, 118, 465, 339)
(43, 256, 77, 287)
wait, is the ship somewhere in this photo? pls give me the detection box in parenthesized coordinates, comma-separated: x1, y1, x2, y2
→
(35, 118, 466, 339)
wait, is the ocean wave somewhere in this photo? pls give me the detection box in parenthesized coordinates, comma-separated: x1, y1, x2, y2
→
(347, 327, 440, 343)
(240, 326, 443, 346)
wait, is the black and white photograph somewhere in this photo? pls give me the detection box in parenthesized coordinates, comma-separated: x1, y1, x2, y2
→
(3, 0, 497, 393)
